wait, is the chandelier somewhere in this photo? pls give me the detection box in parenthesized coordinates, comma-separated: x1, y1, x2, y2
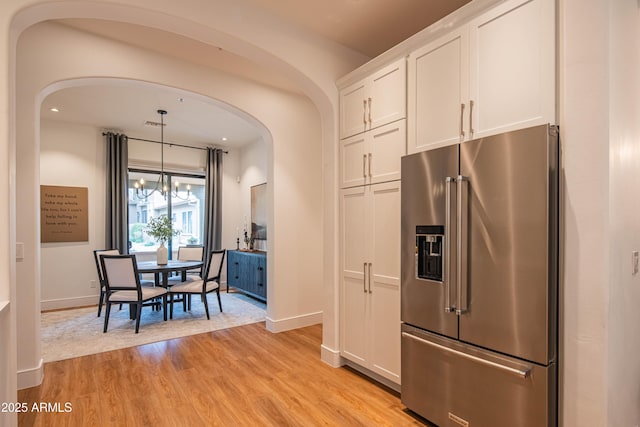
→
(133, 109, 191, 201)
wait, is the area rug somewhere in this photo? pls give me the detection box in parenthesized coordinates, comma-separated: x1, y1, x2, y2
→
(41, 292, 266, 362)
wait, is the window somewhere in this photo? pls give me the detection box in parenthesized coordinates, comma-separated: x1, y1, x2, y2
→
(128, 170, 205, 258)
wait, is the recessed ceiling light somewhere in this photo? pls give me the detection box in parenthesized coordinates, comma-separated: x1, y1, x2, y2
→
(222, 137, 228, 141)
(50, 107, 59, 112)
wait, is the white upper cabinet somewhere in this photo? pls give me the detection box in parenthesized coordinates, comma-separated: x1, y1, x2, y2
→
(340, 58, 406, 139)
(469, 0, 555, 139)
(408, 27, 469, 153)
(407, 0, 555, 153)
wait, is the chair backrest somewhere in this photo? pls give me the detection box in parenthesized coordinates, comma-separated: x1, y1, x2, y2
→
(100, 254, 141, 293)
(93, 249, 120, 284)
(177, 245, 204, 262)
(204, 250, 226, 281)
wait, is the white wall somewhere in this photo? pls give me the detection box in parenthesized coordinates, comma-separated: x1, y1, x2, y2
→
(606, 0, 640, 425)
(559, 0, 640, 426)
(39, 120, 105, 310)
(239, 139, 268, 251)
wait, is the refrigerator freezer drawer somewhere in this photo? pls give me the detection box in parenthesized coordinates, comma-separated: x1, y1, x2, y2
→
(401, 326, 556, 427)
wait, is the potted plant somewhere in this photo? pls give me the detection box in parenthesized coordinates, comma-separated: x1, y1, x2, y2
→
(145, 215, 180, 265)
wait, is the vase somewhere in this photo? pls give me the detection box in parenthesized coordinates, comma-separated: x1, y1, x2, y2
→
(157, 242, 168, 265)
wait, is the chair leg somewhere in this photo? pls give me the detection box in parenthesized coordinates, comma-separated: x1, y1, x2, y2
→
(169, 294, 174, 320)
(182, 293, 187, 312)
(163, 295, 168, 321)
(97, 289, 105, 317)
(103, 301, 111, 333)
(203, 292, 210, 320)
(216, 288, 223, 313)
(135, 303, 142, 333)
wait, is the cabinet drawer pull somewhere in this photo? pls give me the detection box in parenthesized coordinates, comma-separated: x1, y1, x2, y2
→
(367, 97, 372, 125)
(368, 153, 372, 178)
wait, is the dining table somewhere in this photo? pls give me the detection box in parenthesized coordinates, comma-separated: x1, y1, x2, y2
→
(136, 259, 203, 288)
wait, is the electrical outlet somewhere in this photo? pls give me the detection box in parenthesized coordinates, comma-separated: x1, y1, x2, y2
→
(632, 251, 639, 276)
(90, 280, 97, 289)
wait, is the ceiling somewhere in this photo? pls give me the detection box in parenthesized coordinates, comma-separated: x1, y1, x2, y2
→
(41, 0, 470, 148)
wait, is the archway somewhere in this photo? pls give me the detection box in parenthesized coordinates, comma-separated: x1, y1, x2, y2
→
(11, 2, 342, 388)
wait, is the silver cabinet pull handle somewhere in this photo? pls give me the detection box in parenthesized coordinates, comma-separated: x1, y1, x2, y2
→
(445, 177, 454, 313)
(368, 153, 372, 178)
(368, 97, 372, 125)
(363, 262, 368, 293)
(363, 99, 367, 125)
(460, 103, 466, 140)
(402, 332, 532, 379)
(456, 175, 468, 314)
(363, 154, 367, 178)
(469, 100, 475, 138)
(368, 262, 373, 293)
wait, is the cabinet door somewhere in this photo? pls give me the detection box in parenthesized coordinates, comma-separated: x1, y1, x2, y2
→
(408, 27, 469, 153)
(339, 132, 367, 188)
(256, 255, 267, 299)
(340, 187, 368, 365)
(227, 251, 240, 287)
(369, 120, 406, 185)
(369, 58, 406, 131)
(368, 181, 402, 383)
(469, 0, 555, 138)
(340, 79, 368, 139)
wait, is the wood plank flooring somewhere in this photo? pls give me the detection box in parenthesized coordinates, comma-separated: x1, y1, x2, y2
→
(18, 322, 426, 426)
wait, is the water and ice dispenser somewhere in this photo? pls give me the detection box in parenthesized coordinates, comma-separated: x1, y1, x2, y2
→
(416, 226, 444, 282)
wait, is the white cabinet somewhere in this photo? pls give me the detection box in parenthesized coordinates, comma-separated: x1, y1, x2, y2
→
(340, 120, 406, 188)
(340, 58, 406, 139)
(407, 0, 555, 153)
(340, 181, 401, 384)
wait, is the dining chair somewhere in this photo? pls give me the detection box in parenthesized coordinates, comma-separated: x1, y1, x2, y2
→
(100, 254, 168, 333)
(168, 245, 204, 283)
(94, 249, 156, 317)
(168, 249, 225, 320)
(168, 245, 205, 311)
(93, 249, 120, 317)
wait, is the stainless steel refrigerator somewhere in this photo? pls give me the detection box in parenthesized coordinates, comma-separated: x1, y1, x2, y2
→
(400, 124, 558, 427)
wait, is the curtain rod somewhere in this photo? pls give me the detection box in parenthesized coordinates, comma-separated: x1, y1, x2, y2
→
(103, 133, 228, 154)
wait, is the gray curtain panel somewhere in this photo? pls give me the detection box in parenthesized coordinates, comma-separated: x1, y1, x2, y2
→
(203, 147, 223, 258)
(105, 132, 129, 253)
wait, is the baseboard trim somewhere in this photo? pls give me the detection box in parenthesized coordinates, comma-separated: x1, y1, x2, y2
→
(17, 358, 44, 390)
(41, 295, 98, 311)
(265, 311, 322, 333)
(321, 344, 342, 367)
(342, 359, 401, 393)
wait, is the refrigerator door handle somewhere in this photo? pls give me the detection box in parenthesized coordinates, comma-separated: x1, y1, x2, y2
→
(401, 332, 532, 379)
(445, 177, 455, 313)
(456, 175, 468, 315)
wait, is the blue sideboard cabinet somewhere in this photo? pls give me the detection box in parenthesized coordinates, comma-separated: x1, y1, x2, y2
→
(226, 250, 267, 301)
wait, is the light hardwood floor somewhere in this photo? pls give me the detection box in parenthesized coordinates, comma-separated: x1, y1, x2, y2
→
(18, 322, 427, 426)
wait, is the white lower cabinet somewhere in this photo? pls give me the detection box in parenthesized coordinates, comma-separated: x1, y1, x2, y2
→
(340, 181, 401, 384)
